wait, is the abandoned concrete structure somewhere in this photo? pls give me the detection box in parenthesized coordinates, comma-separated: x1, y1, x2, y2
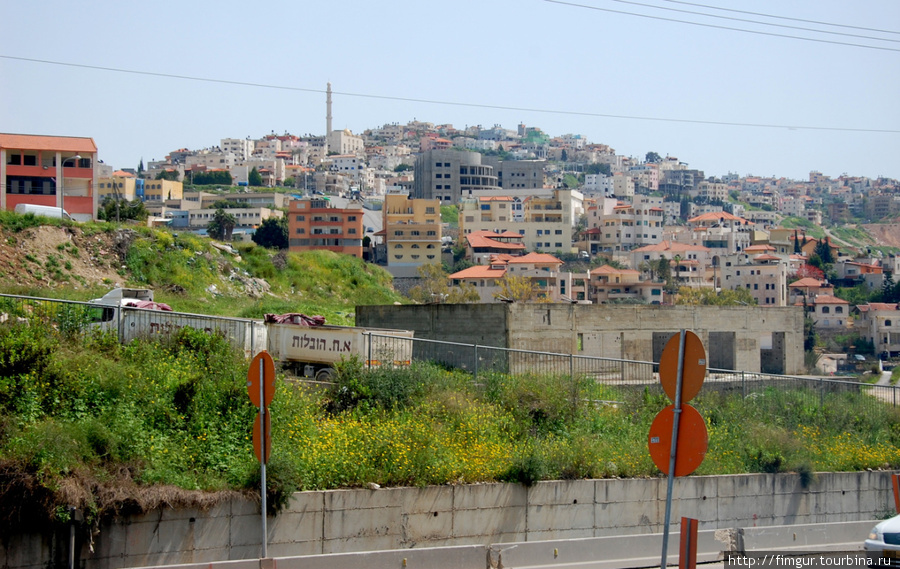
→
(357, 304, 804, 375)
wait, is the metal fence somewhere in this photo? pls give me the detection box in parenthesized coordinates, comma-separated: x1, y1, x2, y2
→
(390, 333, 900, 414)
(2, 292, 897, 414)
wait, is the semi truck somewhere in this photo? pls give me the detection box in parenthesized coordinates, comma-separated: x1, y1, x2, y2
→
(86, 289, 413, 379)
(264, 313, 414, 381)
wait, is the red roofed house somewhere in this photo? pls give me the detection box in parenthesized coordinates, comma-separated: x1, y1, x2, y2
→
(686, 210, 753, 253)
(787, 277, 834, 305)
(590, 264, 665, 304)
(0, 133, 99, 220)
(807, 295, 850, 332)
(465, 230, 526, 264)
(449, 252, 588, 303)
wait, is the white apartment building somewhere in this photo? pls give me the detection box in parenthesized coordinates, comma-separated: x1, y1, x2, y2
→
(719, 252, 788, 306)
(854, 303, 900, 357)
(697, 180, 728, 202)
(327, 155, 366, 181)
(611, 172, 635, 199)
(584, 174, 614, 195)
(585, 195, 665, 254)
(185, 151, 237, 170)
(328, 129, 365, 155)
(220, 138, 255, 162)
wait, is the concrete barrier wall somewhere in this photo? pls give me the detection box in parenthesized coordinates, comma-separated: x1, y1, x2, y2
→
(2, 472, 895, 569)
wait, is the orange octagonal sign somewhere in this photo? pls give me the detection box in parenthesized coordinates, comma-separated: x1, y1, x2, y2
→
(659, 331, 706, 404)
(648, 403, 708, 477)
(248, 350, 276, 408)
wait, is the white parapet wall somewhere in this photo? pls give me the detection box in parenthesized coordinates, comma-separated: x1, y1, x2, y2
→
(1, 471, 896, 569)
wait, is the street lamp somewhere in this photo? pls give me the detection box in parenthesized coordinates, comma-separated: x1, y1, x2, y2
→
(58, 154, 81, 215)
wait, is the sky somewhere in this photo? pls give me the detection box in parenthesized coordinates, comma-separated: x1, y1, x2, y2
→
(1, 0, 898, 181)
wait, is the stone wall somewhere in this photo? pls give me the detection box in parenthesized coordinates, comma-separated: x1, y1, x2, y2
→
(357, 304, 805, 375)
(2, 472, 894, 569)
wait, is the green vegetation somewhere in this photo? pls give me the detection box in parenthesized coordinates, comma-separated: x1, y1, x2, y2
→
(781, 217, 826, 240)
(1, 317, 898, 533)
(440, 205, 458, 227)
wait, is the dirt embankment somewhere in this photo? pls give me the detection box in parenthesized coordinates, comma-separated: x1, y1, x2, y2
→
(861, 224, 900, 249)
(0, 225, 129, 290)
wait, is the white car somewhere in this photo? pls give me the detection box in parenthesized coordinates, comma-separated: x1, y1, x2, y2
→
(865, 515, 900, 567)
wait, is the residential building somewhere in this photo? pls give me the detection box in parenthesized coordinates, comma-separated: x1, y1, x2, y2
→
(684, 211, 753, 254)
(719, 253, 788, 306)
(288, 197, 364, 258)
(448, 259, 507, 303)
(807, 295, 850, 332)
(412, 150, 500, 203)
(853, 303, 900, 358)
(143, 179, 183, 202)
(787, 277, 834, 305)
(464, 230, 526, 265)
(0, 133, 99, 221)
(98, 171, 143, 202)
(483, 158, 545, 190)
(182, 207, 282, 233)
(382, 193, 442, 273)
(584, 195, 664, 254)
(630, 241, 713, 288)
(458, 190, 577, 254)
(589, 265, 664, 304)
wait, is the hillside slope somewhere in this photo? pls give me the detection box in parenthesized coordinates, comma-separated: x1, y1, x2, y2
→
(0, 216, 402, 321)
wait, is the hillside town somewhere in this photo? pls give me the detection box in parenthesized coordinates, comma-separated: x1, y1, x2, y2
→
(2, 85, 900, 368)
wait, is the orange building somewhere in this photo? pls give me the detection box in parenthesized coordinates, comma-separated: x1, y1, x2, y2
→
(288, 197, 364, 258)
(0, 133, 98, 220)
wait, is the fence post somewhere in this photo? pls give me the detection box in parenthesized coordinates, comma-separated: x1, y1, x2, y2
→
(570, 353, 576, 413)
(367, 332, 373, 371)
(819, 376, 824, 408)
(741, 371, 746, 399)
(473, 344, 479, 383)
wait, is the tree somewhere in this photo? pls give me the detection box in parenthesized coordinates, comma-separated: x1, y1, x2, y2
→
(675, 287, 756, 306)
(97, 196, 148, 222)
(249, 167, 264, 187)
(656, 256, 671, 290)
(407, 264, 479, 304)
(252, 216, 288, 249)
(794, 264, 825, 281)
(561, 149, 568, 162)
(814, 237, 835, 264)
(493, 275, 548, 303)
(394, 164, 413, 172)
(793, 230, 801, 254)
(137, 158, 144, 178)
(645, 151, 662, 163)
(207, 208, 236, 241)
(156, 170, 179, 181)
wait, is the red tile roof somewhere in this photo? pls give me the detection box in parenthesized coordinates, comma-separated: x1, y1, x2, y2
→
(0, 133, 97, 153)
(688, 211, 750, 224)
(813, 295, 848, 305)
(449, 265, 506, 279)
(507, 252, 563, 265)
(632, 240, 711, 253)
(789, 278, 825, 288)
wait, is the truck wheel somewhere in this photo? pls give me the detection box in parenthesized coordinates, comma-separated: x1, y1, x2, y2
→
(315, 368, 335, 382)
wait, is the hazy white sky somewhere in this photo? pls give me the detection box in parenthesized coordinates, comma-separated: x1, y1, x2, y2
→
(2, 0, 898, 180)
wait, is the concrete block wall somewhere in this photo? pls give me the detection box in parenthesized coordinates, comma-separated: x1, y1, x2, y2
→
(2, 472, 895, 569)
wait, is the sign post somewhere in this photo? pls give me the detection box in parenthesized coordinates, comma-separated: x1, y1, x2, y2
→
(649, 331, 707, 568)
(248, 350, 275, 560)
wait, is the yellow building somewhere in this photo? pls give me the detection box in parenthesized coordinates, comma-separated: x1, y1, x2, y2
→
(143, 179, 183, 202)
(98, 171, 139, 201)
(383, 193, 442, 269)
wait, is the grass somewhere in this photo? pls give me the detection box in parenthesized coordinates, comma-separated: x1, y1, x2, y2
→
(2, 317, 899, 533)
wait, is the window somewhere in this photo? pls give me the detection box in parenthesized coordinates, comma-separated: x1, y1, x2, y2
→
(348, 216, 357, 221)
(348, 228, 357, 234)
(821, 306, 830, 314)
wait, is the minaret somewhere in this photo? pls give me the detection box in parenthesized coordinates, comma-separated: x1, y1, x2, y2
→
(325, 82, 333, 154)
